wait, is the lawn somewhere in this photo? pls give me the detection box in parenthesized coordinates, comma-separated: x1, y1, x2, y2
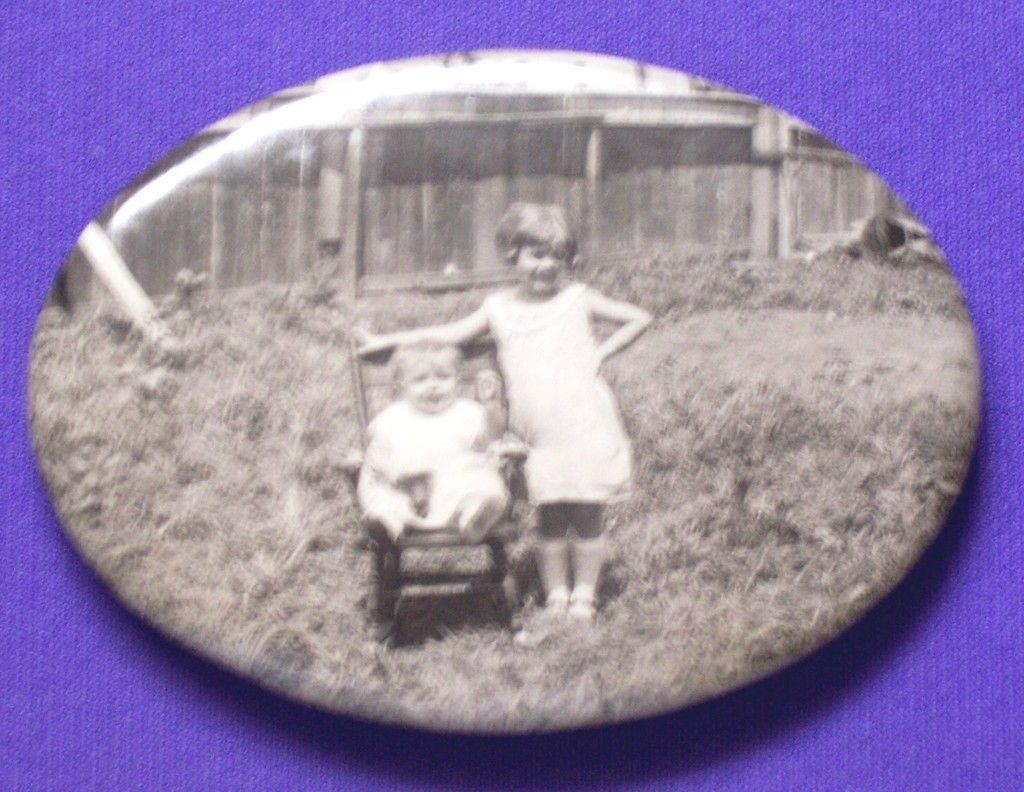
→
(30, 250, 979, 731)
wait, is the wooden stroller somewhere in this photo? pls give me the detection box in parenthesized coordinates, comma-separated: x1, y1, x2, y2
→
(342, 337, 526, 644)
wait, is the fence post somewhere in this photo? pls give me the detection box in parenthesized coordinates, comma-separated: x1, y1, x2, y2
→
(208, 181, 224, 287)
(584, 123, 603, 257)
(317, 130, 347, 255)
(342, 127, 366, 298)
(750, 108, 791, 258)
(867, 170, 894, 216)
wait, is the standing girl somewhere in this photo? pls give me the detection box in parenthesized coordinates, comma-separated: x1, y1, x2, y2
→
(358, 203, 651, 622)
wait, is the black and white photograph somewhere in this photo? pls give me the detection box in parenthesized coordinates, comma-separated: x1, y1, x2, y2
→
(29, 51, 979, 732)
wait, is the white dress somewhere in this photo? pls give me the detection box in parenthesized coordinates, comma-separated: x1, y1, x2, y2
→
(482, 283, 632, 504)
(358, 398, 507, 529)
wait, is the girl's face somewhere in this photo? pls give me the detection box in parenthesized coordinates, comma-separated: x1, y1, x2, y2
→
(515, 242, 568, 297)
(403, 353, 458, 414)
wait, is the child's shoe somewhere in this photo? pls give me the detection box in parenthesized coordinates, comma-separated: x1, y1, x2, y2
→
(543, 586, 570, 614)
(568, 536, 605, 622)
(513, 588, 569, 647)
(568, 587, 597, 622)
(535, 539, 571, 606)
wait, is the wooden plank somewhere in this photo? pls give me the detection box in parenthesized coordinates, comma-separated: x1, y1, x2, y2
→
(584, 124, 603, 252)
(474, 123, 511, 272)
(334, 111, 608, 128)
(206, 94, 762, 134)
(300, 169, 322, 281)
(259, 182, 290, 283)
(636, 166, 660, 247)
(584, 124, 603, 199)
(182, 181, 212, 286)
(227, 179, 262, 289)
(405, 134, 425, 276)
(359, 129, 384, 278)
(473, 173, 508, 271)
(835, 163, 850, 232)
(380, 186, 401, 276)
(420, 180, 435, 270)
(292, 130, 315, 281)
(286, 183, 304, 281)
(600, 167, 625, 252)
(750, 108, 785, 258)
(208, 181, 224, 287)
(866, 169, 886, 217)
(317, 130, 348, 252)
(849, 165, 868, 222)
(673, 166, 696, 247)
(696, 165, 719, 246)
(149, 183, 186, 292)
(399, 131, 425, 276)
(727, 163, 753, 248)
(424, 179, 448, 270)
(777, 157, 795, 256)
(629, 166, 644, 252)
(255, 135, 271, 284)
(449, 177, 475, 270)
(360, 267, 518, 293)
(361, 186, 386, 277)
(784, 147, 860, 165)
(318, 167, 345, 244)
(564, 176, 585, 254)
(397, 182, 422, 275)
(749, 165, 776, 257)
(343, 127, 366, 297)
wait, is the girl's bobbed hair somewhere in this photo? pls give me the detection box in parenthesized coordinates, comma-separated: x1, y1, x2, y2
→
(494, 203, 578, 267)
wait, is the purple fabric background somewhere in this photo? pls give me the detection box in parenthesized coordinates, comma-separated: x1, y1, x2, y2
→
(2, 3, 1021, 789)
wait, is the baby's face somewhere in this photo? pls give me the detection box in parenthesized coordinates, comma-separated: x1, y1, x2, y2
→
(516, 242, 568, 297)
(403, 353, 458, 414)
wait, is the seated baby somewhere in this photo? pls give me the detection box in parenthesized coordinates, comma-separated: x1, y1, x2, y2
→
(357, 340, 510, 542)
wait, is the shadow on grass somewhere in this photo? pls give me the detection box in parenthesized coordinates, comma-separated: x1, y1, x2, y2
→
(391, 589, 511, 646)
(47, 442, 982, 789)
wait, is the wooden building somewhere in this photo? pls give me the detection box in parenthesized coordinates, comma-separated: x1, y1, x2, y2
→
(60, 53, 889, 302)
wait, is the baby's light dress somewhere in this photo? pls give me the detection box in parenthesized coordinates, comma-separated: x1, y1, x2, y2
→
(358, 398, 507, 530)
(482, 283, 632, 504)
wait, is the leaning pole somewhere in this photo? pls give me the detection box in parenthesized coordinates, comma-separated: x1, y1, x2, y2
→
(76, 222, 176, 348)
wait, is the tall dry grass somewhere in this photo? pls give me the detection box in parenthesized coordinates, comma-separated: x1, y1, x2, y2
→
(29, 253, 978, 731)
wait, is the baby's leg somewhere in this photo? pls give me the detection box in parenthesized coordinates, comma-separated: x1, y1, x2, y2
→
(566, 503, 605, 620)
(535, 504, 573, 609)
(455, 489, 508, 543)
(365, 486, 417, 541)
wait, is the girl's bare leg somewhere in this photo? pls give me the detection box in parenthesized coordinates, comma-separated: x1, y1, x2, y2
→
(567, 504, 605, 621)
(535, 504, 572, 609)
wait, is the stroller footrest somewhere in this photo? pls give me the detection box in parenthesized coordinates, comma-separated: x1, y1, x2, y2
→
(400, 569, 501, 587)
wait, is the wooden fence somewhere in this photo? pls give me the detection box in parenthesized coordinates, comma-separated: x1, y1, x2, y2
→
(58, 102, 888, 303)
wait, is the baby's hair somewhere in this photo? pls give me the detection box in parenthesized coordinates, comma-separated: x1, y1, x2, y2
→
(494, 202, 578, 268)
(391, 340, 462, 388)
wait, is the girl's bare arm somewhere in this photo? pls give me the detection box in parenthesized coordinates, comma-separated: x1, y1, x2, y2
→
(356, 306, 490, 355)
(586, 290, 653, 364)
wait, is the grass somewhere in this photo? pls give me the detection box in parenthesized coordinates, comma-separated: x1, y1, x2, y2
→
(29, 250, 979, 732)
